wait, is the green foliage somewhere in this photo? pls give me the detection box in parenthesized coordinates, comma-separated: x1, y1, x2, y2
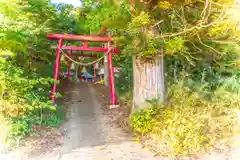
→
(0, 59, 63, 145)
(9, 120, 30, 139)
(42, 106, 65, 127)
(56, 1, 240, 157)
(130, 107, 159, 135)
(0, 0, 66, 147)
(165, 37, 185, 55)
(130, 81, 240, 157)
(115, 55, 133, 94)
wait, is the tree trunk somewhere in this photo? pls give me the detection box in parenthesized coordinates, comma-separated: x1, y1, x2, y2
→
(132, 51, 165, 110)
(73, 64, 80, 83)
(72, 57, 81, 83)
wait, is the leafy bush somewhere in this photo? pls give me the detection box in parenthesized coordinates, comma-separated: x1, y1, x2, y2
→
(0, 0, 64, 146)
(0, 58, 63, 147)
(115, 55, 133, 95)
(130, 107, 159, 135)
(130, 80, 240, 157)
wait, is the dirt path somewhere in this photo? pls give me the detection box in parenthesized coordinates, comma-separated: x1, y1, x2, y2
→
(3, 82, 159, 160)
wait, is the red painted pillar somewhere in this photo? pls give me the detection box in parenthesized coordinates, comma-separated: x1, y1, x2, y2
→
(108, 51, 117, 105)
(51, 39, 63, 102)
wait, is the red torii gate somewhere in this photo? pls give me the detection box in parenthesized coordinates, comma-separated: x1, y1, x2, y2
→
(47, 33, 120, 105)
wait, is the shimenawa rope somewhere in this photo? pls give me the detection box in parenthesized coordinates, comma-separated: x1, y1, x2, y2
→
(59, 47, 112, 66)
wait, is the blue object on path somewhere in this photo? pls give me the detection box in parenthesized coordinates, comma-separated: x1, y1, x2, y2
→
(82, 72, 93, 79)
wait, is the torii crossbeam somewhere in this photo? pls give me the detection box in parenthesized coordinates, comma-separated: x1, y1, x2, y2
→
(47, 33, 119, 106)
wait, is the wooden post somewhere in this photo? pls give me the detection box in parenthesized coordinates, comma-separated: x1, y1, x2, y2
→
(51, 39, 63, 102)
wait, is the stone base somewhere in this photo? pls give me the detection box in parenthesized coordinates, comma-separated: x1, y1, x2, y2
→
(109, 105, 120, 109)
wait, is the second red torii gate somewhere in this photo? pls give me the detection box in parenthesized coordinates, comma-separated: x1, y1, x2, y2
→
(62, 50, 98, 79)
(47, 33, 120, 106)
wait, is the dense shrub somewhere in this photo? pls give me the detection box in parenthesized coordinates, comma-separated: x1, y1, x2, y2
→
(0, 56, 63, 147)
(130, 80, 240, 157)
(0, 0, 65, 148)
